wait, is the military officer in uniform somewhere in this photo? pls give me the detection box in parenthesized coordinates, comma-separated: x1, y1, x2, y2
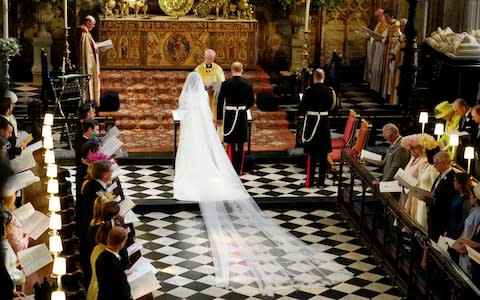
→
(216, 62, 255, 175)
(298, 68, 334, 188)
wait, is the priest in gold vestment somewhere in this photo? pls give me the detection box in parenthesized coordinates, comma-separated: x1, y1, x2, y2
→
(79, 15, 101, 107)
(195, 49, 225, 121)
(364, 8, 388, 93)
(381, 9, 401, 101)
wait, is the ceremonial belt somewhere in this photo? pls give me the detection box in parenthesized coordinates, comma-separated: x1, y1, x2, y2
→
(225, 105, 247, 111)
(306, 111, 328, 116)
(302, 111, 328, 143)
(223, 106, 247, 137)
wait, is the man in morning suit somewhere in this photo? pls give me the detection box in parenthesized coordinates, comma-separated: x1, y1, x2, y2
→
(216, 61, 255, 175)
(454, 98, 476, 168)
(298, 68, 334, 188)
(78, 159, 112, 286)
(424, 151, 456, 241)
(96, 226, 132, 300)
(380, 123, 409, 181)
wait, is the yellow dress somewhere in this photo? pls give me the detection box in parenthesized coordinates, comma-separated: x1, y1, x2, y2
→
(194, 62, 225, 121)
(87, 243, 106, 300)
(439, 113, 461, 159)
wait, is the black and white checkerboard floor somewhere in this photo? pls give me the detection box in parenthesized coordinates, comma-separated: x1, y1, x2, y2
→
(134, 208, 404, 299)
(66, 162, 382, 202)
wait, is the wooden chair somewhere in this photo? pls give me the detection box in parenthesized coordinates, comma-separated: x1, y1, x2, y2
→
(331, 109, 358, 149)
(328, 119, 371, 178)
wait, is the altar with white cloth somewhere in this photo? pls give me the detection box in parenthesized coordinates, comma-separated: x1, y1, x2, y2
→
(99, 16, 258, 70)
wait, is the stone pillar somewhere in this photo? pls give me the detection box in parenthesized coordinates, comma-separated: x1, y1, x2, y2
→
(290, 29, 305, 73)
(397, 0, 418, 113)
(31, 1, 54, 85)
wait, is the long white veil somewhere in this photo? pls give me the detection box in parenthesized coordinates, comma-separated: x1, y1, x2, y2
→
(174, 72, 352, 296)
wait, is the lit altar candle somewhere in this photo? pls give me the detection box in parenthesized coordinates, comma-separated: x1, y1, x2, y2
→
(64, 0, 68, 28)
(304, 0, 311, 32)
(3, 0, 8, 39)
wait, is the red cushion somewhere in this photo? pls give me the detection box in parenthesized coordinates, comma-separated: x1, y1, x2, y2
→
(331, 138, 347, 149)
(328, 149, 342, 162)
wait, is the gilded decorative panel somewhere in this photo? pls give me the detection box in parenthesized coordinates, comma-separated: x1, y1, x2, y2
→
(320, 0, 371, 66)
(99, 16, 258, 69)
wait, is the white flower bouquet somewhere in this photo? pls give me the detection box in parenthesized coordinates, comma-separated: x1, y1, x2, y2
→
(0, 38, 21, 58)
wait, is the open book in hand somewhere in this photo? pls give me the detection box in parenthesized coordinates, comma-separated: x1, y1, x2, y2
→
(16, 131, 33, 148)
(13, 202, 49, 240)
(18, 244, 52, 276)
(96, 39, 113, 52)
(379, 181, 402, 193)
(5, 170, 40, 192)
(466, 244, 480, 265)
(9, 141, 43, 173)
(360, 149, 383, 166)
(100, 135, 123, 157)
(394, 168, 433, 200)
(357, 26, 385, 40)
(127, 257, 161, 299)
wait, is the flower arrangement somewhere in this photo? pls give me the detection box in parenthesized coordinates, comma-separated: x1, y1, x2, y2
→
(0, 38, 21, 59)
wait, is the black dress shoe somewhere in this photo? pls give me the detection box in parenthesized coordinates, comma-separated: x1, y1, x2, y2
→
(315, 181, 325, 188)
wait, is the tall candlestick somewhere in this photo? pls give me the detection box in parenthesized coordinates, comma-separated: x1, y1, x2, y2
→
(64, 0, 68, 28)
(304, 0, 311, 32)
(3, 0, 8, 39)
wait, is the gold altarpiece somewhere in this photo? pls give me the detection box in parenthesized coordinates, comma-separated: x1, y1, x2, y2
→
(98, 16, 258, 69)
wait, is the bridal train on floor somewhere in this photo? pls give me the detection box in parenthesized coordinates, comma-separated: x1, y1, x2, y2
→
(173, 72, 352, 296)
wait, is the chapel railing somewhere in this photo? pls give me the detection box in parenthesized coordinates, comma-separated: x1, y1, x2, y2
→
(337, 149, 480, 299)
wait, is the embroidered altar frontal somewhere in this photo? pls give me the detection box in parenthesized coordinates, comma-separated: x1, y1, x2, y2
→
(99, 16, 258, 69)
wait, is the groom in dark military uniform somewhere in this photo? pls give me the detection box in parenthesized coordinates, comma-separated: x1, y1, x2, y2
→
(216, 62, 255, 175)
(298, 68, 334, 188)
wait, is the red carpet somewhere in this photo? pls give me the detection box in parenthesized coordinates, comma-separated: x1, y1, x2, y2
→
(99, 67, 295, 153)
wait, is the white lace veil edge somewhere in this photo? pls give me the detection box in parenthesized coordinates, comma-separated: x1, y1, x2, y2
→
(200, 200, 353, 296)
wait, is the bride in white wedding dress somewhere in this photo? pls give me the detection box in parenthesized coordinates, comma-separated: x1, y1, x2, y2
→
(173, 72, 352, 296)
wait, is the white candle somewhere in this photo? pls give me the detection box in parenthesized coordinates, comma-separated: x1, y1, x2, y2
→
(304, 0, 311, 32)
(3, 0, 8, 39)
(62, 57, 65, 73)
(64, 0, 68, 28)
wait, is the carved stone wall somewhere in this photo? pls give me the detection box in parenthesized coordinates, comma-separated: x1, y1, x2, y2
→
(320, 0, 371, 67)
